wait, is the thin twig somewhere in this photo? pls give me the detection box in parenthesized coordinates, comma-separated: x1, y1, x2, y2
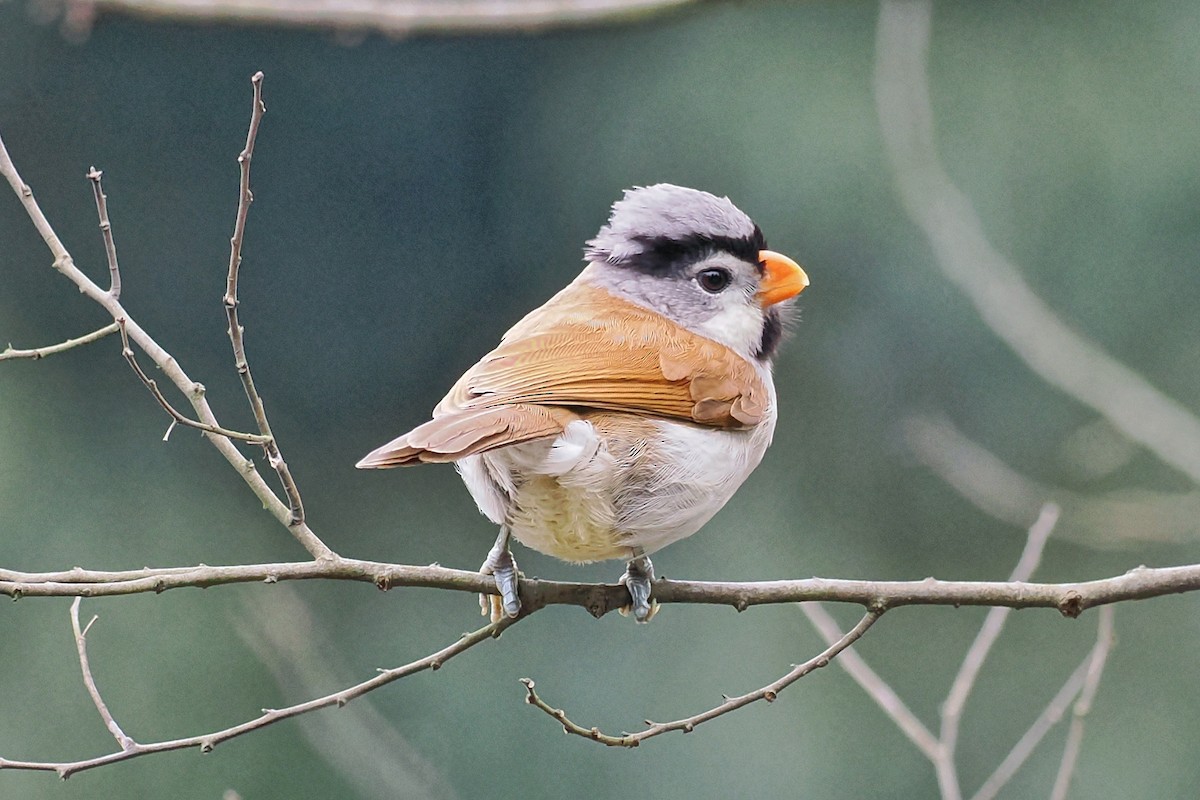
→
(875, 0, 1200, 486)
(69, 598, 135, 751)
(117, 319, 273, 443)
(800, 602, 941, 760)
(1049, 606, 1116, 800)
(0, 613, 514, 778)
(936, 505, 1061, 797)
(522, 609, 881, 746)
(86, 166, 120, 298)
(970, 606, 1115, 800)
(0, 85, 334, 560)
(0, 323, 119, 361)
(221, 71, 306, 530)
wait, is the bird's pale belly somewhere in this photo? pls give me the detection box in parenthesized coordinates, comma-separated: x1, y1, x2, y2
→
(508, 474, 628, 562)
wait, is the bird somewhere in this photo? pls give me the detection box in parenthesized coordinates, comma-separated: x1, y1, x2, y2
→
(356, 184, 808, 622)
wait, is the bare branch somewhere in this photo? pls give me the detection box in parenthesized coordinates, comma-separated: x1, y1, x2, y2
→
(800, 602, 941, 760)
(522, 609, 880, 746)
(970, 606, 1115, 800)
(1, 558, 1198, 619)
(0, 322, 119, 361)
(117, 319, 273, 443)
(1049, 605, 1116, 800)
(0, 613, 514, 777)
(86, 166, 121, 298)
(0, 85, 334, 561)
(62, 0, 698, 39)
(875, 0, 1200, 486)
(222, 71, 307, 530)
(69, 598, 136, 751)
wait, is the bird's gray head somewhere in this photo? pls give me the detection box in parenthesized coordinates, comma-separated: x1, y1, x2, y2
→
(584, 184, 764, 269)
(581, 184, 798, 364)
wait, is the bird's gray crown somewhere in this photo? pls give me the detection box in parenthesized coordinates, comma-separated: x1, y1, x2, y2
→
(585, 184, 762, 266)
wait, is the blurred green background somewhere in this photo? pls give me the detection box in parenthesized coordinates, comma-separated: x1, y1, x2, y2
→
(3, 0, 1199, 797)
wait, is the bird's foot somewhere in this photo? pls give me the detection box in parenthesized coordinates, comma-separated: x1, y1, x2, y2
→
(618, 555, 659, 623)
(479, 544, 521, 623)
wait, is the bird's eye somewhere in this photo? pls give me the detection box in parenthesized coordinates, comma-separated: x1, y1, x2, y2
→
(697, 267, 732, 293)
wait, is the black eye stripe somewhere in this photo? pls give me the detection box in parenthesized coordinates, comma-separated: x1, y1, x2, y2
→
(614, 229, 767, 276)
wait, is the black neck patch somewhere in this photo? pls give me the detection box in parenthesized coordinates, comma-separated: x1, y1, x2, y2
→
(753, 308, 785, 362)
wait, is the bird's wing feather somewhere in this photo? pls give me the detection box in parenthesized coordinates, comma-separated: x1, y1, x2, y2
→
(358, 280, 768, 468)
(437, 281, 768, 427)
(356, 404, 576, 467)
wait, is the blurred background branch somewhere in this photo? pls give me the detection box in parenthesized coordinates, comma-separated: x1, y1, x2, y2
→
(904, 414, 1200, 545)
(876, 0, 1200, 487)
(33, 0, 700, 39)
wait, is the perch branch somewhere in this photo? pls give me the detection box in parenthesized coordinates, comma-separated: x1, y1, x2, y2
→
(117, 318, 272, 443)
(1, 558, 1198, 618)
(221, 71, 307, 528)
(521, 609, 880, 746)
(0, 323, 119, 361)
(0, 600, 515, 778)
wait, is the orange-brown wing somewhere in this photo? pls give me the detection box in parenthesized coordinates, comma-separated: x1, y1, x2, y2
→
(356, 404, 577, 467)
(438, 281, 769, 427)
(357, 280, 768, 469)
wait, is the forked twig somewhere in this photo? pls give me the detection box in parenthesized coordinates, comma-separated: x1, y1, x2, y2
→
(86, 166, 120, 298)
(521, 609, 881, 746)
(1048, 605, 1116, 800)
(0, 323, 119, 361)
(972, 606, 1115, 800)
(222, 71, 307, 529)
(937, 504, 1060, 797)
(117, 319, 272, 443)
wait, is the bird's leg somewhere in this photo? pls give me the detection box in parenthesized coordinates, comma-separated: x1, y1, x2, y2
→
(479, 525, 521, 622)
(619, 549, 659, 623)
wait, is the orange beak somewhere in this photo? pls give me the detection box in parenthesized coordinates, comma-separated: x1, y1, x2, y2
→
(757, 250, 809, 307)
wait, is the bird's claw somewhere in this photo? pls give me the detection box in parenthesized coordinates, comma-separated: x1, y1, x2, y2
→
(619, 557, 659, 623)
(479, 547, 521, 623)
